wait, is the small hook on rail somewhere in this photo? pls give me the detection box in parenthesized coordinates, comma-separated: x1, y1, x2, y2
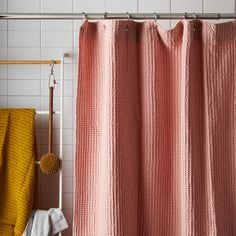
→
(154, 12, 159, 22)
(183, 12, 188, 19)
(126, 12, 131, 20)
(82, 12, 88, 22)
(49, 60, 57, 88)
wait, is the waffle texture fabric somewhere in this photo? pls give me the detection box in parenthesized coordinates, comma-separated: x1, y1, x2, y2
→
(0, 109, 36, 236)
(73, 19, 236, 236)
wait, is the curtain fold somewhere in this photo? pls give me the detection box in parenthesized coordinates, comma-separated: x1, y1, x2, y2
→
(73, 19, 236, 236)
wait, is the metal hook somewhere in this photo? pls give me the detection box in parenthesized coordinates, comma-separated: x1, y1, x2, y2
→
(82, 12, 87, 21)
(50, 60, 55, 74)
(125, 12, 130, 32)
(104, 12, 107, 19)
(49, 60, 56, 88)
(183, 12, 188, 19)
(126, 12, 131, 20)
(154, 12, 159, 22)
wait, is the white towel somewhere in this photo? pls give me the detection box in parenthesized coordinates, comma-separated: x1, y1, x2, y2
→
(22, 208, 68, 236)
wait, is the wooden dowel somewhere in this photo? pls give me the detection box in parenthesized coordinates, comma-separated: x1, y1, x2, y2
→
(0, 60, 61, 64)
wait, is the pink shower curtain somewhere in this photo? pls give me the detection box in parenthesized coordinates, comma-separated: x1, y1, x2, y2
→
(73, 19, 236, 236)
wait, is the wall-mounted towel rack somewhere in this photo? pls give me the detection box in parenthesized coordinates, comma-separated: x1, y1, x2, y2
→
(0, 55, 65, 218)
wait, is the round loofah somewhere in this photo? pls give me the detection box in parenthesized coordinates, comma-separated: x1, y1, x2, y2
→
(40, 153, 60, 175)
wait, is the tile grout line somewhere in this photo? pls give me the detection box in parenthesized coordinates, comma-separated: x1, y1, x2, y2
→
(39, 0, 42, 208)
(6, 0, 8, 108)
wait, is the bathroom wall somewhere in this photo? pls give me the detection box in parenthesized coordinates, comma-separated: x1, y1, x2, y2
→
(0, 0, 235, 235)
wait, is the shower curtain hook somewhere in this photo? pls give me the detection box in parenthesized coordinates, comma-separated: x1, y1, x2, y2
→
(126, 12, 131, 20)
(82, 12, 88, 22)
(49, 60, 56, 88)
(154, 12, 159, 22)
(125, 12, 130, 32)
(183, 12, 188, 19)
(104, 12, 107, 19)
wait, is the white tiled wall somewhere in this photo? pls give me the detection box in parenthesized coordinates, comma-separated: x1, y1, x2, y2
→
(0, 0, 235, 235)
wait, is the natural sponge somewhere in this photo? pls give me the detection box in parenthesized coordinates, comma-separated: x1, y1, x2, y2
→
(40, 153, 60, 175)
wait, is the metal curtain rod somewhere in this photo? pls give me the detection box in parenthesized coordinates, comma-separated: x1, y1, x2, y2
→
(0, 12, 236, 20)
(0, 60, 61, 64)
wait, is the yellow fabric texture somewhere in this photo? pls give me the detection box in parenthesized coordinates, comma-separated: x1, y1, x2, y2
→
(0, 109, 36, 236)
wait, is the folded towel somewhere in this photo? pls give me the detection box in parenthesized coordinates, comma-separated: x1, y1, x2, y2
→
(0, 109, 36, 236)
(22, 208, 68, 236)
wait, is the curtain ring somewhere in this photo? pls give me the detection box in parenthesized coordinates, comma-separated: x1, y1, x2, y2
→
(218, 13, 221, 19)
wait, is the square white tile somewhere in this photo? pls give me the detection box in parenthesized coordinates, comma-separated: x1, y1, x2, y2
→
(41, 0, 73, 13)
(0, 65, 7, 79)
(204, 0, 235, 12)
(41, 20, 73, 31)
(0, 80, 7, 95)
(8, 31, 40, 47)
(62, 177, 73, 193)
(8, 47, 40, 60)
(0, 21, 7, 31)
(41, 31, 73, 48)
(0, 0, 7, 13)
(8, 0, 40, 13)
(62, 161, 73, 177)
(0, 31, 7, 47)
(7, 96, 41, 109)
(0, 47, 7, 60)
(106, 0, 137, 12)
(8, 80, 40, 96)
(7, 65, 40, 80)
(62, 193, 73, 209)
(74, 0, 105, 12)
(0, 96, 8, 107)
(171, 0, 202, 12)
(8, 20, 41, 31)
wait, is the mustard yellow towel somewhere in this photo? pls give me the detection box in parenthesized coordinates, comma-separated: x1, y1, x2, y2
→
(0, 109, 36, 236)
(0, 112, 9, 168)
